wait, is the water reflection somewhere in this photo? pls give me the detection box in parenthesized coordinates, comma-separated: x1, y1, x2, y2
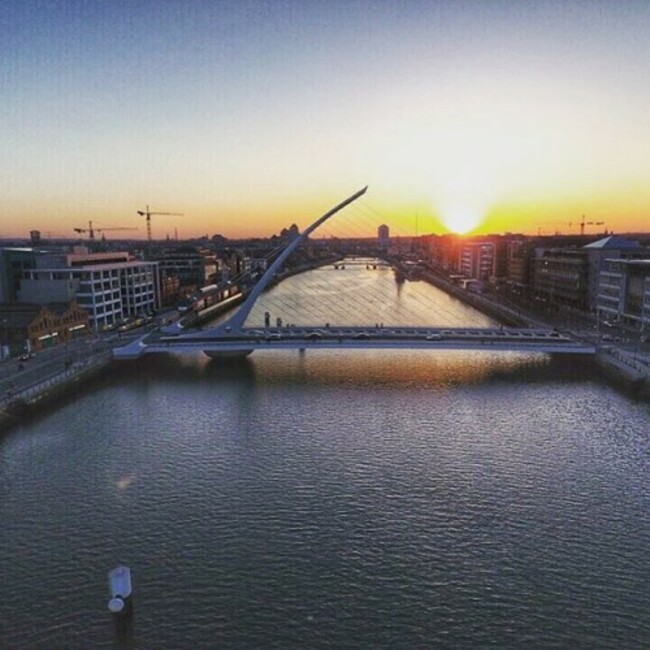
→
(113, 348, 596, 394)
(113, 354, 257, 385)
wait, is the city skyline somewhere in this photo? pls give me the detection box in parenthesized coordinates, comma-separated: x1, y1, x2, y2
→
(2, 1, 650, 240)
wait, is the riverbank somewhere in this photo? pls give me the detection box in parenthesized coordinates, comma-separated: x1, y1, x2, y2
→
(413, 266, 537, 328)
(0, 353, 113, 432)
(409, 262, 650, 399)
(594, 347, 650, 398)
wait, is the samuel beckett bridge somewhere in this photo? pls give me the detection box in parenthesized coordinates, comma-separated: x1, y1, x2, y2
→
(114, 187, 595, 360)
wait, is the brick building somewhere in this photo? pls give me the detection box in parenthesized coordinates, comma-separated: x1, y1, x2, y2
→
(0, 301, 89, 358)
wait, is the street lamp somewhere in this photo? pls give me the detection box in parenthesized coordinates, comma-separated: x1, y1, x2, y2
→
(64, 336, 71, 370)
(0, 318, 8, 361)
(638, 302, 647, 353)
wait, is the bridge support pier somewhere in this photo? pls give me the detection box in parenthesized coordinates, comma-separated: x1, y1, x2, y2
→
(204, 349, 253, 360)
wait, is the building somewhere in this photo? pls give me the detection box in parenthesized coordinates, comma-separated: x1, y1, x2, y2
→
(505, 238, 535, 290)
(424, 234, 462, 272)
(583, 236, 645, 310)
(216, 248, 270, 285)
(160, 275, 181, 306)
(459, 241, 496, 281)
(0, 300, 89, 358)
(0, 248, 38, 302)
(528, 235, 647, 312)
(279, 224, 300, 243)
(533, 247, 588, 309)
(153, 247, 218, 288)
(378, 224, 389, 251)
(17, 248, 159, 332)
(597, 258, 650, 328)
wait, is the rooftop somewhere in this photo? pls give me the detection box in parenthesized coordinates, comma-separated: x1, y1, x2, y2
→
(0, 302, 80, 327)
(583, 236, 642, 250)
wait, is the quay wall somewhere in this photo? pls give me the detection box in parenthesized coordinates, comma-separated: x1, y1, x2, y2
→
(0, 354, 114, 432)
(409, 265, 539, 328)
(594, 348, 650, 397)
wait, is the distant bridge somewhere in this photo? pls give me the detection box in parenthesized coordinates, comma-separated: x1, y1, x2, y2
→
(113, 187, 596, 360)
(332, 260, 390, 269)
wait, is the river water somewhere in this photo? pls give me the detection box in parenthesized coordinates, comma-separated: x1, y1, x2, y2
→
(1, 261, 649, 649)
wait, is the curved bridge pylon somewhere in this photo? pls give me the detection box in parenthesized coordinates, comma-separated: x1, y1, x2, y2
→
(182, 185, 368, 339)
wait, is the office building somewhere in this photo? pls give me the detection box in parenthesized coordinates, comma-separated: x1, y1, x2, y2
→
(18, 248, 159, 331)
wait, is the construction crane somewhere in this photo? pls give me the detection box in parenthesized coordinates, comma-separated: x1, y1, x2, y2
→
(537, 216, 606, 236)
(569, 215, 605, 236)
(137, 206, 184, 242)
(74, 220, 138, 240)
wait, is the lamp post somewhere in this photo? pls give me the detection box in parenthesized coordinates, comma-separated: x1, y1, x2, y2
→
(64, 335, 71, 370)
(638, 303, 647, 353)
(0, 318, 7, 360)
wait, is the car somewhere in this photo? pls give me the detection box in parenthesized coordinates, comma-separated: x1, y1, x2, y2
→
(306, 332, 323, 340)
(353, 332, 370, 339)
(19, 353, 34, 361)
(426, 333, 442, 340)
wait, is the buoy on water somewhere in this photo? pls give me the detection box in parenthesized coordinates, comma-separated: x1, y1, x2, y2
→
(108, 565, 132, 615)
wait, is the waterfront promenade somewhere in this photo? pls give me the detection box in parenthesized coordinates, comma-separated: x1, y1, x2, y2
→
(0, 330, 143, 429)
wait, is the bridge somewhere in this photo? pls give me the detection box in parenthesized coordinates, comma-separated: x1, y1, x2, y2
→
(332, 260, 390, 269)
(114, 187, 596, 360)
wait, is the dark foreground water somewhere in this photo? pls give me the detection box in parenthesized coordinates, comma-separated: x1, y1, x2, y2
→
(1, 264, 649, 649)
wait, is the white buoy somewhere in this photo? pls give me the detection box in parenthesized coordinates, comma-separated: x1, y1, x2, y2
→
(108, 565, 132, 615)
(108, 597, 125, 614)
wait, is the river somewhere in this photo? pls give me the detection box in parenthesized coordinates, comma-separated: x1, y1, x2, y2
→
(1, 261, 649, 648)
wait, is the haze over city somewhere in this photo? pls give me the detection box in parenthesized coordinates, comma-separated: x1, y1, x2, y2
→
(2, 0, 650, 239)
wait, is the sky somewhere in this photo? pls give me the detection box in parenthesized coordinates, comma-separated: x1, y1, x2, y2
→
(2, 0, 650, 240)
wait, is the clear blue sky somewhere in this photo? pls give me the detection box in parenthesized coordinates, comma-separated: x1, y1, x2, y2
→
(2, 1, 650, 238)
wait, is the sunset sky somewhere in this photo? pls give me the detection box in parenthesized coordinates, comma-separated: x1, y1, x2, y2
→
(2, 1, 650, 240)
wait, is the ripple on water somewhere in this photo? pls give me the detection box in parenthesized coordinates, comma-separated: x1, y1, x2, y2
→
(1, 343, 649, 647)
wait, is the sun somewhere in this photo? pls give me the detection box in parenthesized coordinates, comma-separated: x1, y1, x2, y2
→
(432, 170, 491, 235)
(440, 201, 485, 234)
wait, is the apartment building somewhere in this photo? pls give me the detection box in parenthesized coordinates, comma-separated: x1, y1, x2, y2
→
(17, 248, 159, 331)
(583, 236, 644, 310)
(597, 258, 650, 328)
(533, 248, 589, 309)
(459, 241, 496, 281)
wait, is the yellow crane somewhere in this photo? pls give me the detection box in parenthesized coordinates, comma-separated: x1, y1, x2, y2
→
(137, 206, 184, 242)
(74, 221, 138, 240)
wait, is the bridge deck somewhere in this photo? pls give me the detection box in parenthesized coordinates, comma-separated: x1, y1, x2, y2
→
(114, 326, 596, 359)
